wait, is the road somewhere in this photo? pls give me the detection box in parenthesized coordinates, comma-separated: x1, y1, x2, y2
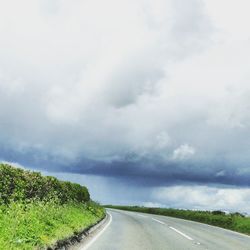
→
(78, 209, 250, 250)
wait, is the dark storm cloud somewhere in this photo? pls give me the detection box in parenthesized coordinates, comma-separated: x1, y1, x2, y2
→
(65, 159, 250, 187)
(2, 143, 250, 188)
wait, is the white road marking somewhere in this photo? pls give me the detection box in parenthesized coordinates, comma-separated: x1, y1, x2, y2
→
(169, 226, 194, 241)
(152, 218, 166, 225)
(80, 212, 113, 250)
(136, 214, 148, 218)
(151, 218, 194, 241)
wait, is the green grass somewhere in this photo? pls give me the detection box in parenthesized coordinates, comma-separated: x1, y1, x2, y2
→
(0, 200, 105, 250)
(0, 163, 105, 249)
(106, 205, 250, 235)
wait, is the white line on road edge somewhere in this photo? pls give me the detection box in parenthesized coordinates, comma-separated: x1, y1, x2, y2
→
(80, 212, 113, 250)
(152, 218, 166, 225)
(169, 226, 194, 241)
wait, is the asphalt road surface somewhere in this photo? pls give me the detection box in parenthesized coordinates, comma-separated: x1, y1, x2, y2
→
(78, 209, 250, 250)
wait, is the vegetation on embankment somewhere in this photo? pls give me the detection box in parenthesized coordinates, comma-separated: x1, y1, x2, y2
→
(106, 205, 250, 235)
(0, 163, 89, 204)
(0, 164, 105, 249)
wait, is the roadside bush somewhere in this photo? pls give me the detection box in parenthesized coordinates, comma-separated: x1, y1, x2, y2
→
(0, 164, 90, 205)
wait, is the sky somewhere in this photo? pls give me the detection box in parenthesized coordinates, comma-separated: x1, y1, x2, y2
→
(1, 0, 250, 213)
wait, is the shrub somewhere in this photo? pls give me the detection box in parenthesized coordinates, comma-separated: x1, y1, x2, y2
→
(0, 164, 90, 205)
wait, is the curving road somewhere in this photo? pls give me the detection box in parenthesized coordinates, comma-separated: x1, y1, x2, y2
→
(78, 209, 250, 250)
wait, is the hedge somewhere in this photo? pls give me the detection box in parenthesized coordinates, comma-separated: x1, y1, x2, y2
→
(106, 205, 250, 234)
(0, 164, 90, 204)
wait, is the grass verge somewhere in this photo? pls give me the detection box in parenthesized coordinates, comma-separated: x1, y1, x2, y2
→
(106, 205, 250, 235)
(0, 163, 105, 249)
(0, 200, 105, 250)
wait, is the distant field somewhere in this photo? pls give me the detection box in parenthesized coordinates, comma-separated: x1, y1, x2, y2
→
(0, 164, 105, 249)
(106, 205, 250, 235)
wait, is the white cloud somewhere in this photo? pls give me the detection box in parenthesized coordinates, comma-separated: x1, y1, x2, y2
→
(172, 144, 196, 160)
(205, 0, 250, 39)
(142, 202, 165, 208)
(153, 185, 250, 213)
(0, 0, 212, 161)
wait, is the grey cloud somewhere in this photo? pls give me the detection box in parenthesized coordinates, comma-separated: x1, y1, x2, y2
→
(41, 170, 250, 213)
(2, 144, 250, 188)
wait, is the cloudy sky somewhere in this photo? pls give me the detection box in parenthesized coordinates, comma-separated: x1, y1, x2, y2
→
(1, 0, 250, 213)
